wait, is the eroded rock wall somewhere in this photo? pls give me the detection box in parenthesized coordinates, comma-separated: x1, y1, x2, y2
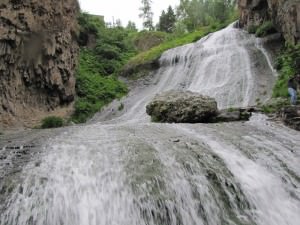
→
(0, 0, 79, 128)
(238, 0, 300, 43)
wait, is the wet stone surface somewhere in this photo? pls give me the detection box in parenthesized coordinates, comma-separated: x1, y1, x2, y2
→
(0, 128, 64, 214)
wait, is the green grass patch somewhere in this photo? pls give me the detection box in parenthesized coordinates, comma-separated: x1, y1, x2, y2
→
(41, 116, 64, 129)
(255, 21, 276, 37)
(273, 44, 300, 98)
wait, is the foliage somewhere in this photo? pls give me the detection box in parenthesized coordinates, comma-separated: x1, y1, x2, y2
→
(255, 21, 276, 37)
(73, 13, 135, 123)
(72, 49, 128, 123)
(247, 25, 258, 34)
(77, 13, 105, 46)
(139, 0, 154, 30)
(158, 6, 176, 33)
(273, 44, 300, 97)
(261, 98, 289, 114)
(41, 116, 64, 129)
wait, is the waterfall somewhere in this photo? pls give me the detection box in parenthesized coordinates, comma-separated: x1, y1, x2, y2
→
(1, 24, 300, 225)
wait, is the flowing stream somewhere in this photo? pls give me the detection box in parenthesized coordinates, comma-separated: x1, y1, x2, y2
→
(0, 24, 300, 225)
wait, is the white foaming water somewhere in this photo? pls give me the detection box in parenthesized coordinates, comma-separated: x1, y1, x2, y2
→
(1, 24, 300, 225)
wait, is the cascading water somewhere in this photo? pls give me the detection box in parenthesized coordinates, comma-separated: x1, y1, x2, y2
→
(1, 24, 300, 225)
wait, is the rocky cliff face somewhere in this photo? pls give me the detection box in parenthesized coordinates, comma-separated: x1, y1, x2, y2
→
(0, 0, 79, 128)
(238, 0, 300, 43)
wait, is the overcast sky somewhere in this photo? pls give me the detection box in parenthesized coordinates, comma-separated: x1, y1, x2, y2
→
(78, 0, 180, 29)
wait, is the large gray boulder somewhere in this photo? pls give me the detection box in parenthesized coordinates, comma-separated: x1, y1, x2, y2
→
(146, 91, 218, 123)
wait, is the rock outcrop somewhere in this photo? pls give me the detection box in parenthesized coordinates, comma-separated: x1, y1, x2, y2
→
(146, 91, 218, 123)
(0, 0, 79, 128)
(238, 0, 300, 43)
(280, 106, 300, 131)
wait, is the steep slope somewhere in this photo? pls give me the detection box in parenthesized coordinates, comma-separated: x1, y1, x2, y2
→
(238, 0, 300, 43)
(0, 0, 79, 128)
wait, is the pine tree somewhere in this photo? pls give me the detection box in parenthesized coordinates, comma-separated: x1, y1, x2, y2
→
(159, 6, 176, 33)
(165, 6, 176, 33)
(139, 0, 154, 30)
(158, 10, 167, 32)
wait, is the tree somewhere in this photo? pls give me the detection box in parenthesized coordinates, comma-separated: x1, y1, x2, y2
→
(158, 10, 167, 32)
(158, 6, 176, 33)
(176, 0, 237, 32)
(126, 21, 138, 32)
(139, 0, 154, 30)
(115, 19, 122, 28)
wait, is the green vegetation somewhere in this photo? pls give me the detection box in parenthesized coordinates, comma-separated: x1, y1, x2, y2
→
(261, 98, 289, 114)
(246, 21, 276, 37)
(247, 25, 259, 34)
(273, 44, 300, 98)
(41, 116, 64, 129)
(72, 13, 134, 123)
(158, 6, 176, 33)
(72, 49, 128, 123)
(139, 0, 154, 30)
(259, 44, 299, 114)
(227, 107, 235, 112)
(255, 21, 276, 37)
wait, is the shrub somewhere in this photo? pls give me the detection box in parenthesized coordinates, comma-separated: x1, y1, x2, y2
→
(41, 116, 64, 129)
(273, 44, 300, 97)
(72, 50, 128, 123)
(261, 98, 289, 114)
(255, 21, 276, 37)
